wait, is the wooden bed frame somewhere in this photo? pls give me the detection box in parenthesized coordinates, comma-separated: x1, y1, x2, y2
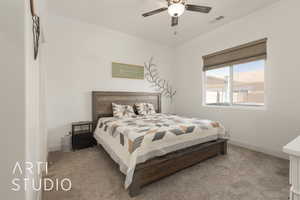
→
(92, 91, 227, 197)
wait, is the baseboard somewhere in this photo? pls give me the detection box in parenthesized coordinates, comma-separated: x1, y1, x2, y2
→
(229, 139, 288, 160)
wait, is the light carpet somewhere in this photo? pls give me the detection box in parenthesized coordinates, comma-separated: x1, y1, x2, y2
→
(43, 144, 289, 200)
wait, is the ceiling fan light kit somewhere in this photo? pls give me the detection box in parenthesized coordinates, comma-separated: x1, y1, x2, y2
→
(168, 3, 185, 17)
(142, 0, 212, 27)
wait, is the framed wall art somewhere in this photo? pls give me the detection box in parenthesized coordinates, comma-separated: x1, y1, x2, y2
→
(112, 62, 144, 80)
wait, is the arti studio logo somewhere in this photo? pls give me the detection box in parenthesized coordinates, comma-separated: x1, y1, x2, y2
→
(11, 162, 72, 192)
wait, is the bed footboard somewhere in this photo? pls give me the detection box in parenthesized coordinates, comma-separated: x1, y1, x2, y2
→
(129, 139, 227, 197)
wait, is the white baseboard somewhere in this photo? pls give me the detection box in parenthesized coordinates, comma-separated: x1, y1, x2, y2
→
(229, 139, 288, 160)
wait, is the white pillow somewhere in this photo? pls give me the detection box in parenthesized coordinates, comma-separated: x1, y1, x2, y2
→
(112, 103, 136, 118)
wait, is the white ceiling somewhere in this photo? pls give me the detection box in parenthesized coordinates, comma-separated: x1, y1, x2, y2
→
(48, 0, 280, 46)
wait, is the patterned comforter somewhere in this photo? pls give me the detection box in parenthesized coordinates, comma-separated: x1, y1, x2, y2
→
(94, 113, 228, 188)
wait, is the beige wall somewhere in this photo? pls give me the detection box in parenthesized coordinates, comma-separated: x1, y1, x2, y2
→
(174, 0, 300, 158)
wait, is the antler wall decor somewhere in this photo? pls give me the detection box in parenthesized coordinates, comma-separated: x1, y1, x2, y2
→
(30, 0, 40, 60)
(144, 57, 176, 100)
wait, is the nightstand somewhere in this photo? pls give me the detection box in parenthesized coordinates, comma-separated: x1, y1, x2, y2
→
(71, 121, 96, 150)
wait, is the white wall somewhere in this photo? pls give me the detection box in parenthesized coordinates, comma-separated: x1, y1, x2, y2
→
(46, 0, 300, 158)
(0, 0, 47, 199)
(25, 0, 47, 199)
(174, 0, 300, 158)
(45, 15, 176, 151)
(0, 0, 26, 199)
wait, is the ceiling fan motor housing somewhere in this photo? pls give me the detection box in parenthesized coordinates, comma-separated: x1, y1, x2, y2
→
(168, 0, 187, 5)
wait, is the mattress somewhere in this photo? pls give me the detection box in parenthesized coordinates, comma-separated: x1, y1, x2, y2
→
(93, 113, 228, 188)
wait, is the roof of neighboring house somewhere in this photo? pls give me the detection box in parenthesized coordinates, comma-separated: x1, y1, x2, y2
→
(207, 69, 264, 90)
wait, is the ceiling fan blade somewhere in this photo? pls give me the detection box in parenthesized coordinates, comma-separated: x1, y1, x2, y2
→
(186, 4, 212, 13)
(142, 7, 168, 17)
(171, 17, 178, 27)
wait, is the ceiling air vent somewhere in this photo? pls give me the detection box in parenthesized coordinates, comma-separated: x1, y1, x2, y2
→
(210, 16, 225, 23)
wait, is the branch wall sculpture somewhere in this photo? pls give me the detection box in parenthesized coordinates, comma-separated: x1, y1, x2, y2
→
(30, 0, 40, 60)
(144, 57, 176, 100)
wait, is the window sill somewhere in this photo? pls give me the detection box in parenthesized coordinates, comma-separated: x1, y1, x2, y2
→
(202, 104, 266, 111)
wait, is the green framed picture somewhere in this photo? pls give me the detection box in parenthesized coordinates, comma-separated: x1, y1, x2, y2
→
(112, 62, 144, 80)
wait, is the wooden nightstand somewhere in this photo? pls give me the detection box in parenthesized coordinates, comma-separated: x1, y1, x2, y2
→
(71, 121, 96, 150)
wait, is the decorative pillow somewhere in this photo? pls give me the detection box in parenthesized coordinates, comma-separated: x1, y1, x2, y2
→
(112, 103, 136, 118)
(135, 103, 156, 115)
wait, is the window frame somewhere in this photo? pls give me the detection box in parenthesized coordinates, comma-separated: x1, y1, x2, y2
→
(202, 59, 266, 110)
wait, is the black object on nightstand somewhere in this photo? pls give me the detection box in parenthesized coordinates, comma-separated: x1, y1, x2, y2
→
(71, 121, 97, 150)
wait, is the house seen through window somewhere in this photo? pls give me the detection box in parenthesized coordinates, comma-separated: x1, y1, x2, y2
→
(204, 59, 265, 106)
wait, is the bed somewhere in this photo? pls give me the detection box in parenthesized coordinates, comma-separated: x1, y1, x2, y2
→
(92, 91, 228, 197)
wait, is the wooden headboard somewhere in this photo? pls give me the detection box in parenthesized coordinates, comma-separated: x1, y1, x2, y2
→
(92, 91, 161, 123)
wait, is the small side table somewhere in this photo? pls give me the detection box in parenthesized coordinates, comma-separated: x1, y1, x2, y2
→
(71, 121, 96, 150)
(283, 136, 300, 200)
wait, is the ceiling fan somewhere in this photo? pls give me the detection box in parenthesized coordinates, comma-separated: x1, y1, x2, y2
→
(142, 0, 212, 27)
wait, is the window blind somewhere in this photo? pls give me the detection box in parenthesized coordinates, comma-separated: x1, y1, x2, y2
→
(202, 38, 267, 71)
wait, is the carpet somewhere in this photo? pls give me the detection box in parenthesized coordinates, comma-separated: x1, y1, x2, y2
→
(43, 144, 289, 200)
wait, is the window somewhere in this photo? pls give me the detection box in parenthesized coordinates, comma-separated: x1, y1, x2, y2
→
(202, 38, 267, 107)
(205, 67, 230, 105)
(232, 60, 265, 106)
(204, 60, 265, 107)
